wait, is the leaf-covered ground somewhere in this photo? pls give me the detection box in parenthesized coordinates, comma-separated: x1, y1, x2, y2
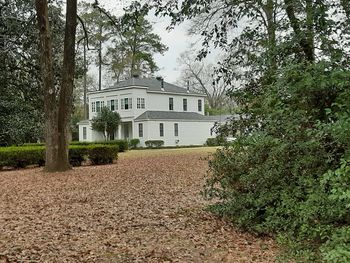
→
(0, 147, 276, 262)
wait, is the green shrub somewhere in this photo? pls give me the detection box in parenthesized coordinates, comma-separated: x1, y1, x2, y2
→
(129, 138, 140, 149)
(145, 140, 164, 148)
(68, 146, 89, 167)
(0, 146, 45, 169)
(206, 138, 218, 146)
(204, 63, 350, 262)
(206, 137, 227, 146)
(22, 142, 45, 147)
(70, 140, 128, 152)
(87, 145, 119, 165)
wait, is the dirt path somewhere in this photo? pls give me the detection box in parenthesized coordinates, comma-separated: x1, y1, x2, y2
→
(0, 148, 276, 262)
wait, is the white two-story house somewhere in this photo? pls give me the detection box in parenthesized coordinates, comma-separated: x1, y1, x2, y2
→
(78, 76, 225, 147)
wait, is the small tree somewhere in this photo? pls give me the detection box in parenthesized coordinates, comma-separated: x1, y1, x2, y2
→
(91, 107, 121, 140)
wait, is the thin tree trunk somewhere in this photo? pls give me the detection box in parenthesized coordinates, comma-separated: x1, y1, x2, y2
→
(98, 18, 102, 91)
(263, 0, 277, 72)
(56, 0, 78, 172)
(35, 0, 60, 172)
(284, 0, 314, 62)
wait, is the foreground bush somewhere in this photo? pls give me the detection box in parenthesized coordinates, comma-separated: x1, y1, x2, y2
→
(204, 63, 350, 262)
(88, 145, 119, 165)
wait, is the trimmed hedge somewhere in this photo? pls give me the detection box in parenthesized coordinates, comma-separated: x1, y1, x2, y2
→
(145, 140, 164, 148)
(0, 146, 45, 169)
(0, 144, 119, 169)
(69, 146, 89, 167)
(70, 140, 128, 152)
(129, 138, 140, 149)
(19, 140, 128, 152)
(88, 145, 119, 165)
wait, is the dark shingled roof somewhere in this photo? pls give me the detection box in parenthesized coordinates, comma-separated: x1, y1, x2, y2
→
(106, 77, 205, 96)
(134, 111, 231, 121)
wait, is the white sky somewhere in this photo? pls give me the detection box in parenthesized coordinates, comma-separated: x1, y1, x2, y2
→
(82, 0, 203, 85)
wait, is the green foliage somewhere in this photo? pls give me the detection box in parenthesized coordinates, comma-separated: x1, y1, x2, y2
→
(70, 140, 128, 152)
(204, 63, 350, 261)
(88, 145, 119, 165)
(0, 1, 69, 146)
(91, 107, 121, 140)
(68, 146, 89, 167)
(0, 146, 45, 169)
(107, 2, 168, 79)
(0, 144, 120, 169)
(145, 140, 164, 148)
(129, 138, 140, 149)
(206, 137, 226, 146)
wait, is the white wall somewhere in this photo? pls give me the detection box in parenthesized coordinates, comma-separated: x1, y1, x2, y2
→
(88, 87, 206, 121)
(134, 120, 216, 147)
(88, 87, 148, 120)
(146, 93, 204, 114)
(78, 124, 104, 142)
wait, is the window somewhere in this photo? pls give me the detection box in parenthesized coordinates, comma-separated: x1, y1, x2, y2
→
(169, 98, 174, 110)
(183, 99, 187, 111)
(159, 123, 164, 137)
(83, 127, 87, 140)
(137, 98, 145, 109)
(108, 99, 117, 111)
(92, 102, 96, 112)
(121, 98, 132, 110)
(96, 101, 101, 112)
(138, 123, 143, 137)
(174, 123, 178, 137)
(198, 99, 202, 112)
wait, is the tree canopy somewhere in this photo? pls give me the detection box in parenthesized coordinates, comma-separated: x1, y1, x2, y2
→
(91, 107, 121, 140)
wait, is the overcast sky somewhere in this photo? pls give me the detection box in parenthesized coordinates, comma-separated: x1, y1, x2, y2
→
(83, 0, 202, 85)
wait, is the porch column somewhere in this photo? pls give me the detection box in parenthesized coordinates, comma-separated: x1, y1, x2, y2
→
(118, 123, 122, 139)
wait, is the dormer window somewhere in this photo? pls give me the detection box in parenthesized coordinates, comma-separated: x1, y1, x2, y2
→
(169, 98, 174, 111)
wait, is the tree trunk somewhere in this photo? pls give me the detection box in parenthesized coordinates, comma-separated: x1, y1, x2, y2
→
(263, 0, 277, 72)
(284, 0, 315, 62)
(56, 0, 78, 172)
(35, 0, 60, 172)
(35, 0, 77, 172)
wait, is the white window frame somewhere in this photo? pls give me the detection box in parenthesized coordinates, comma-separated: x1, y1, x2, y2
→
(160, 123, 164, 137)
(174, 123, 178, 137)
(83, 127, 87, 140)
(138, 123, 143, 137)
(96, 101, 101, 112)
(92, 102, 96, 112)
(198, 99, 202, 112)
(183, 98, 187, 111)
(169, 98, 174, 111)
